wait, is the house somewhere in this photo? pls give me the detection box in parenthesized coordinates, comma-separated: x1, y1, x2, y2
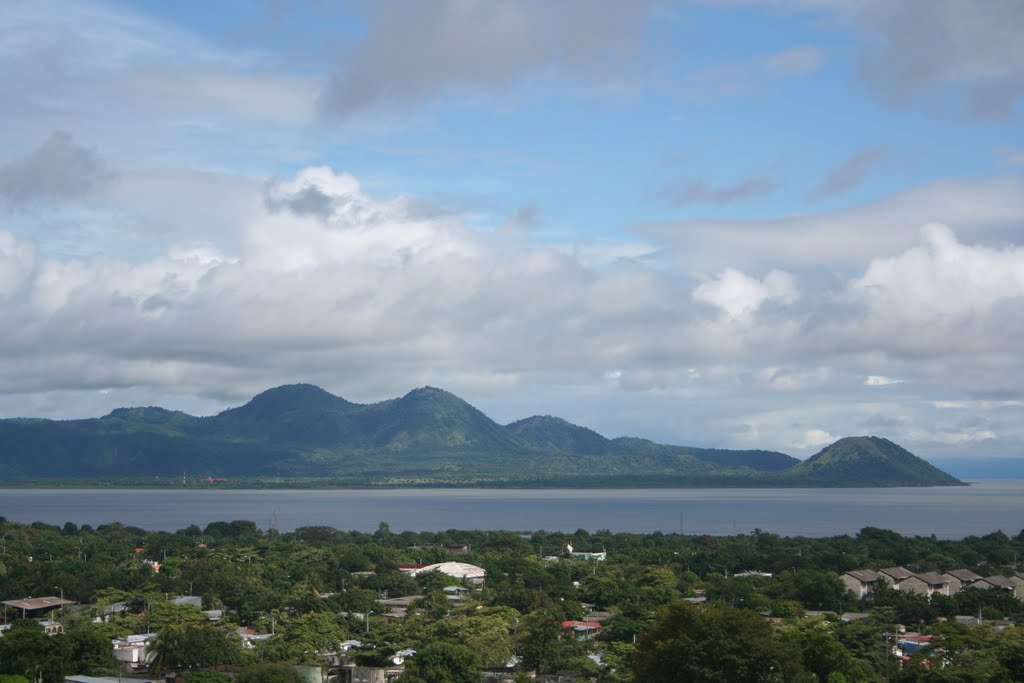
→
(914, 572, 953, 597)
(895, 633, 933, 657)
(941, 569, 983, 594)
(840, 570, 883, 598)
(112, 633, 156, 671)
(840, 612, 871, 622)
(236, 627, 273, 649)
(565, 544, 607, 562)
(879, 567, 931, 595)
(171, 595, 202, 608)
(443, 586, 468, 602)
(376, 595, 424, 619)
(335, 665, 404, 683)
(973, 575, 1024, 600)
(2, 596, 74, 634)
(94, 601, 129, 622)
(561, 620, 602, 641)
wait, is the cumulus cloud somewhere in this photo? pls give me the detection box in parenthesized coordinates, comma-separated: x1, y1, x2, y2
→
(693, 268, 797, 319)
(317, 0, 656, 120)
(851, 223, 1024, 323)
(0, 131, 116, 206)
(3, 164, 1024, 458)
(263, 167, 385, 222)
(795, 428, 840, 450)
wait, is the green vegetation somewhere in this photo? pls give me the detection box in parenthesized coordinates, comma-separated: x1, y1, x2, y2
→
(0, 384, 962, 488)
(782, 437, 963, 487)
(2, 518, 1024, 680)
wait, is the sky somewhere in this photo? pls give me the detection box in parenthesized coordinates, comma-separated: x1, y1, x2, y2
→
(1, 0, 1022, 471)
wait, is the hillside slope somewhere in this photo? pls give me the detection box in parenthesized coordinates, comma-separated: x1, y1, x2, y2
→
(781, 436, 965, 487)
(0, 386, 962, 487)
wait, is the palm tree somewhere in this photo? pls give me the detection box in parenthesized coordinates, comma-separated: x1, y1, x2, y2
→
(148, 623, 185, 675)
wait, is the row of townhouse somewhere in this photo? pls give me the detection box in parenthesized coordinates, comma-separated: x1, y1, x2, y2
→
(842, 566, 1024, 599)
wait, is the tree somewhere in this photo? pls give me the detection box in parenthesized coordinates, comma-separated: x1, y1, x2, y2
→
(187, 672, 232, 683)
(148, 623, 243, 674)
(633, 601, 807, 682)
(516, 605, 580, 674)
(0, 621, 73, 683)
(67, 627, 118, 674)
(430, 611, 516, 668)
(236, 663, 301, 683)
(267, 611, 347, 664)
(398, 642, 481, 683)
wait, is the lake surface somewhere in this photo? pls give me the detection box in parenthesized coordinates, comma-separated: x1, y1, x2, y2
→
(1, 482, 1022, 538)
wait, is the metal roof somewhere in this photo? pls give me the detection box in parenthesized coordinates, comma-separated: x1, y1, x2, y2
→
(915, 572, 949, 586)
(411, 561, 486, 579)
(2, 596, 75, 611)
(879, 566, 915, 581)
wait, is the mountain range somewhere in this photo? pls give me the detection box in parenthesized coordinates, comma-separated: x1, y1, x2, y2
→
(0, 384, 964, 487)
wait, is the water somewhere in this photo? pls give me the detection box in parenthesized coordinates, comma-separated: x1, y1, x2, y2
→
(1, 481, 1021, 538)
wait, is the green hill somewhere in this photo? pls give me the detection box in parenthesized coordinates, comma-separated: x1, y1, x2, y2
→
(507, 415, 611, 454)
(0, 385, 962, 488)
(780, 436, 965, 487)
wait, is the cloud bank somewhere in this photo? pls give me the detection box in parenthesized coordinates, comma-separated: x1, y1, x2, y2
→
(2, 165, 1023, 457)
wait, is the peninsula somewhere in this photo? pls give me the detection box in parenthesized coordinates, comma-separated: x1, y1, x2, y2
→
(0, 384, 963, 488)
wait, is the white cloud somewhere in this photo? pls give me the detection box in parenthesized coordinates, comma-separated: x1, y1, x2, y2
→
(639, 177, 1024, 273)
(693, 268, 797, 319)
(864, 375, 901, 386)
(749, 366, 832, 392)
(851, 223, 1024, 323)
(1, 156, 1024, 456)
(795, 428, 840, 450)
(0, 0, 317, 174)
(0, 231, 36, 299)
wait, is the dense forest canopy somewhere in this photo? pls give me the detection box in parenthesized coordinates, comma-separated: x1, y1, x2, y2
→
(2, 517, 1023, 681)
(0, 385, 962, 488)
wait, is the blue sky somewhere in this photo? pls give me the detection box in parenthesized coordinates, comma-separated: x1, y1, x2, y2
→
(0, 0, 1022, 471)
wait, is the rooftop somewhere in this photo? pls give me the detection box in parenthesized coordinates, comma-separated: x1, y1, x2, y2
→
(915, 572, 949, 585)
(879, 566, 915, 581)
(411, 561, 486, 580)
(945, 569, 983, 582)
(2, 597, 75, 611)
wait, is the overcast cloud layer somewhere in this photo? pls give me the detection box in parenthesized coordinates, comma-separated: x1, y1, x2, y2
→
(0, 0, 1022, 467)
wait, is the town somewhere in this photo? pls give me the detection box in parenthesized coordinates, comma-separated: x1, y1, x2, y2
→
(2, 519, 1024, 681)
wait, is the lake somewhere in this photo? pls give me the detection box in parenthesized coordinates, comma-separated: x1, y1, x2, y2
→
(1, 481, 1022, 538)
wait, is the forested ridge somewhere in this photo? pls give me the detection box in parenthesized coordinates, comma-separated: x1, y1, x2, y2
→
(0, 385, 962, 488)
(2, 518, 1023, 681)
